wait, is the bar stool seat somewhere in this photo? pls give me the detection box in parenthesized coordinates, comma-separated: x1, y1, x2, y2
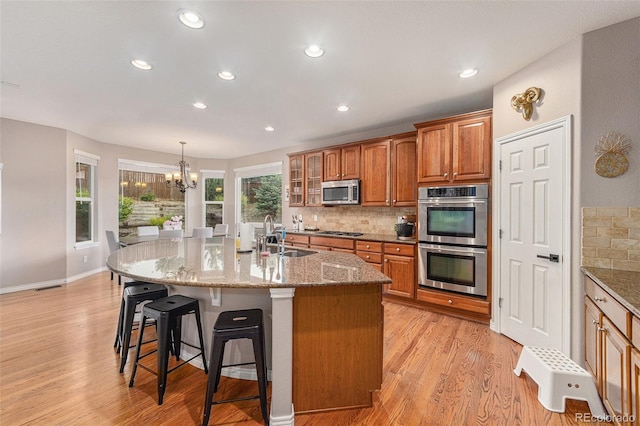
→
(202, 309, 268, 426)
(129, 295, 208, 405)
(118, 283, 168, 373)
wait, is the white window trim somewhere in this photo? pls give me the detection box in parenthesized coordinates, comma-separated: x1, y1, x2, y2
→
(74, 150, 99, 247)
(202, 170, 225, 227)
(234, 162, 283, 228)
(118, 158, 178, 175)
(0, 163, 3, 235)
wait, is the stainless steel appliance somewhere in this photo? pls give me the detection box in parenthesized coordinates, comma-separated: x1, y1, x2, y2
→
(418, 184, 488, 247)
(418, 243, 487, 297)
(321, 179, 360, 205)
(417, 184, 489, 297)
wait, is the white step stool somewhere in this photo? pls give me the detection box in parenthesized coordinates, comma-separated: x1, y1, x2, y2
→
(514, 346, 606, 417)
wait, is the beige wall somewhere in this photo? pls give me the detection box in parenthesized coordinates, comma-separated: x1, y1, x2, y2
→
(1, 119, 68, 288)
(581, 17, 640, 206)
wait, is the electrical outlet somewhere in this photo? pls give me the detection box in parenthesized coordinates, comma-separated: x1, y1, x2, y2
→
(397, 216, 403, 223)
(313, 215, 318, 222)
(83, 255, 88, 264)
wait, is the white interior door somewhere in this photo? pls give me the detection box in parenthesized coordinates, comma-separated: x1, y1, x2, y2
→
(495, 117, 571, 352)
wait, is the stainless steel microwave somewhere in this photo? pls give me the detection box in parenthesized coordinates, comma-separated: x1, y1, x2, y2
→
(321, 179, 360, 205)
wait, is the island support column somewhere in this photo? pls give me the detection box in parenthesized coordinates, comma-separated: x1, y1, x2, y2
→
(269, 288, 295, 425)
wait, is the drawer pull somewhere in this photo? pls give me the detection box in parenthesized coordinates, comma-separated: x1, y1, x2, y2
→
(396, 247, 400, 252)
(366, 244, 370, 249)
(592, 319, 599, 325)
(365, 255, 370, 259)
(448, 299, 453, 304)
(594, 296, 605, 302)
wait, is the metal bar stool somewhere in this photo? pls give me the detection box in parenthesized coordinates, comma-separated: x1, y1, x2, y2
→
(118, 283, 168, 373)
(129, 295, 208, 405)
(114, 280, 155, 353)
(202, 309, 268, 426)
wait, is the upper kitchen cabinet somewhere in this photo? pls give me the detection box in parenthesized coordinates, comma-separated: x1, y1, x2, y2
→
(361, 133, 417, 207)
(391, 134, 417, 206)
(289, 154, 305, 207)
(415, 109, 492, 184)
(288, 152, 323, 207)
(324, 145, 360, 181)
(305, 151, 323, 207)
(361, 140, 391, 206)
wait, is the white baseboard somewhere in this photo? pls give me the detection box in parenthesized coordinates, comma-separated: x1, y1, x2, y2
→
(0, 267, 106, 295)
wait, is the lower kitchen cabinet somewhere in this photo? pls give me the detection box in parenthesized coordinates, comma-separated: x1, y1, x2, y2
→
(383, 243, 415, 298)
(309, 236, 355, 253)
(285, 234, 310, 248)
(356, 241, 383, 272)
(584, 274, 636, 425)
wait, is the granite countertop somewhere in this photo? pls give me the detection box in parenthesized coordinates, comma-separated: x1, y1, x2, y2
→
(581, 266, 640, 317)
(289, 230, 417, 245)
(107, 237, 392, 289)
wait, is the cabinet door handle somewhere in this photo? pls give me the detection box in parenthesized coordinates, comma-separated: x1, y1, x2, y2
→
(336, 174, 340, 177)
(453, 172, 458, 178)
(594, 296, 605, 302)
(393, 199, 397, 203)
(598, 326, 607, 333)
(384, 259, 388, 262)
(386, 200, 389, 204)
(443, 172, 448, 178)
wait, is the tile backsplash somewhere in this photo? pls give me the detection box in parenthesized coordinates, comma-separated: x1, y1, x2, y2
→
(582, 207, 640, 271)
(290, 206, 415, 236)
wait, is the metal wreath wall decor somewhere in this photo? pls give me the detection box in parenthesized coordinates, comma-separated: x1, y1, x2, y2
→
(594, 131, 632, 178)
(511, 87, 542, 121)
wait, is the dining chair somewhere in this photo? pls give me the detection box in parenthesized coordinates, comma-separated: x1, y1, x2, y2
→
(137, 226, 160, 237)
(159, 229, 184, 239)
(213, 224, 229, 237)
(192, 227, 213, 238)
(105, 230, 126, 285)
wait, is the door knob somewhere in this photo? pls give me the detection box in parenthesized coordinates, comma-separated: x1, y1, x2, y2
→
(537, 254, 559, 262)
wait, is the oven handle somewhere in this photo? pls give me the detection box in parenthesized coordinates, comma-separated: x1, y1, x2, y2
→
(419, 244, 487, 255)
(418, 199, 486, 205)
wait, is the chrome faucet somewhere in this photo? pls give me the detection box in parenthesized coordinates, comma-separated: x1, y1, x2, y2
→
(263, 214, 274, 236)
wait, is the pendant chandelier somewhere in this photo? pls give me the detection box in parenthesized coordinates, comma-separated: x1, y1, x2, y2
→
(165, 141, 197, 193)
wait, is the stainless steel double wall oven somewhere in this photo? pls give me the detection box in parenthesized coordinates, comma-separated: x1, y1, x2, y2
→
(418, 184, 489, 297)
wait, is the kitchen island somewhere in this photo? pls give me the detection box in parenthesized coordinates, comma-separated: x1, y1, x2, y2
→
(107, 237, 391, 424)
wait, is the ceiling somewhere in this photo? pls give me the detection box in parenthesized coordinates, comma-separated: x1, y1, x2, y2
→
(2, 1, 640, 159)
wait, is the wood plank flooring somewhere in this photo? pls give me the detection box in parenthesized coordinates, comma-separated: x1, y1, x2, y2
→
(0, 272, 602, 425)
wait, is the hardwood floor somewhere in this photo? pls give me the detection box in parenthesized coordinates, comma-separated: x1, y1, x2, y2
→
(0, 272, 601, 425)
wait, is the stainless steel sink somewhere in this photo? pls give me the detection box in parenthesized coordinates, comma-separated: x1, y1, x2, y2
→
(282, 249, 316, 258)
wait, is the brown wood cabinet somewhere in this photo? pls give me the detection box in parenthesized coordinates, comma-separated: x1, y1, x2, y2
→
(416, 287, 491, 316)
(631, 347, 640, 422)
(324, 145, 360, 181)
(285, 234, 310, 248)
(356, 240, 384, 272)
(361, 140, 391, 206)
(584, 275, 636, 424)
(309, 235, 355, 253)
(415, 109, 492, 184)
(288, 152, 323, 207)
(383, 243, 415, 298)
(305, 151, 323, 207)
(289, 154, 305, 206)
(293, 284, 383, 413)
(391, 135, 417, 206)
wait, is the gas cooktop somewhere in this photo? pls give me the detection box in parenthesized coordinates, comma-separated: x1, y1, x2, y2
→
(316, 230, 364, 237)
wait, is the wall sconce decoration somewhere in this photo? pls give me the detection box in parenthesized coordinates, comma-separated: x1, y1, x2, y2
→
(510, 87, 542, 121)
(594, 131, 632, 178)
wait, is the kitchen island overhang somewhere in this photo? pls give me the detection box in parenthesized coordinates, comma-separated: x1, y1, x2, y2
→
(107, 237, 391, 423)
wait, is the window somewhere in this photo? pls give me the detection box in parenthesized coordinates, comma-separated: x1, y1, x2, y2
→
(75, 150, 99, 245)
(118, 159, 185, 238)
(235, 162, 282, 232)
(203, 170, 225, 228)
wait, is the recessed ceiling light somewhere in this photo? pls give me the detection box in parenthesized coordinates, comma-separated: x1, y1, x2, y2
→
(193, 102, 207, 109)
(265, 126, 275, 132)
(177, 9, 205, 29)
(218, 71, 235, 81)
(305, 45, 324, 58)
(337, 105, 349, 112)
(131, 59, 152, 70)
(459, 68, 478, 78)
